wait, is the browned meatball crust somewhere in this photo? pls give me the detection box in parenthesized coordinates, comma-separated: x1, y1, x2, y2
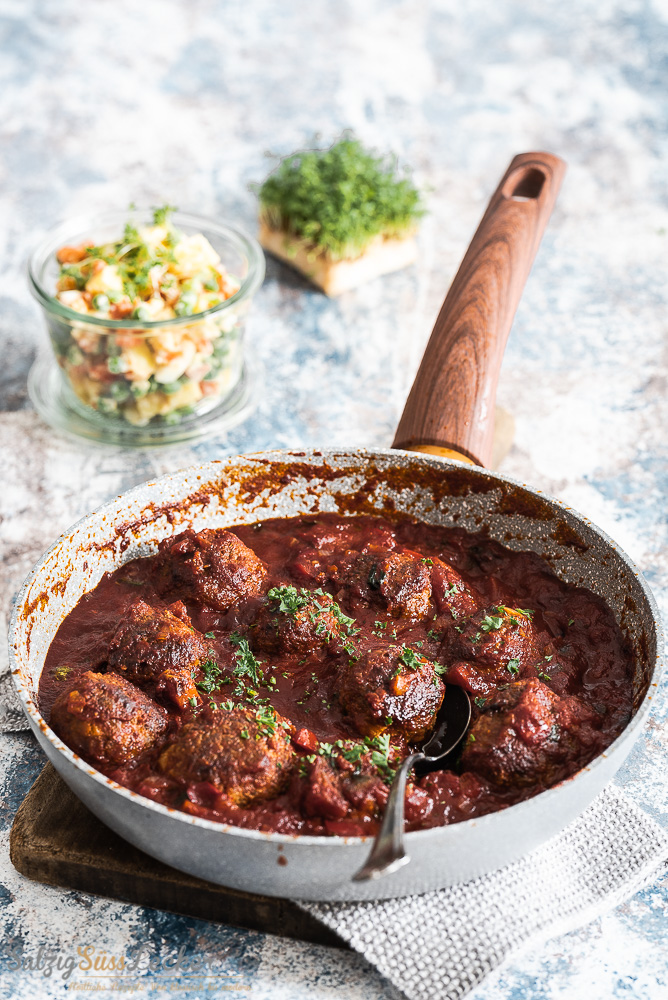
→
(441, 605, 555, 696)
(460, 678, 599, 788)
(107, 599, 207, 708)
(339, 644, 444, 740)
(157, 528, 266, 611)
(430, 559, 480, 619)
(335, 549, 433, 619)
(50, 670, 168, 766)
(251, 586, 345, 656)
(158, 706, 294, 805)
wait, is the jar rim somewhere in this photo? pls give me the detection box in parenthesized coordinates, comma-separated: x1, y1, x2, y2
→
(27, 209, 265, 330)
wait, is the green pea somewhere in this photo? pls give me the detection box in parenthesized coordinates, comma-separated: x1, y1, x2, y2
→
(212, 338, 229, 358)
(160, 380, 185, 395)
(202, 358, 222, 380)
(66, 345, 84, 366)
(110, 381, 131, 401)
(107, 355, 128, 374)
(163, 410, 183, 425)
(97, 396, 118, 414)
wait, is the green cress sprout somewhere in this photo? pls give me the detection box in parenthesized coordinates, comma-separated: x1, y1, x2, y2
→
(256, 136, 425, 261)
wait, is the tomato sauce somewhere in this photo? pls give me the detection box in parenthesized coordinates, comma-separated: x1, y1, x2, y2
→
(39, 513, 634, 836)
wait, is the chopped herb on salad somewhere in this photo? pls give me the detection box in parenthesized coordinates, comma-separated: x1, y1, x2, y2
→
(51, 206, 246, 427)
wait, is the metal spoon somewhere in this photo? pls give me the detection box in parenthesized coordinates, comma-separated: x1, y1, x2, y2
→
(353, 684, 472, 881)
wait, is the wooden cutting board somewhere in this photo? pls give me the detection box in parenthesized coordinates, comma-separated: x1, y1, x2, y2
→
(9, 764, 344, 948)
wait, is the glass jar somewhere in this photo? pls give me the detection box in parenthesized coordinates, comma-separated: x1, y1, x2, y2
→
(28, 210, 265, 444)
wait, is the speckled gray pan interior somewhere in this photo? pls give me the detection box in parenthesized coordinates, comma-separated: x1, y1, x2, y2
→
(8, 450, 663, 900)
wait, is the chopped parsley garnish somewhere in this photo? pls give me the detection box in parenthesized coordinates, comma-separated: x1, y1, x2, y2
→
(399, 645, 423, 671)
(480, 611, 505, 632)
(267, 586, 359, 645)
(196, 657, 223, 695)
(421, 558, 433, 566)
(473, 696, 487, 709)
(255, 705, 278, 737)
(506, 658, 520, 676)
(267, 585, 309, 615)
(152, 204, 177, 226)
(364, 732, 397, 781)
(204, 631, 216, 639)
(229, 632, 264, 690)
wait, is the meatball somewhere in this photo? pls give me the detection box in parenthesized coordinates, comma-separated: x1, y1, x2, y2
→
(430, 559, 480, 619)
(441, 605, 553, 696)
(460, 678, 599, 788)
(158, 706, 294, 805)
(251, 585, 346, 656)
(50, 670, 168, 766)
(339, 644, 444, 740)
(108, 599, 207, 708)
(157, 528, 266, 611)
(336, 549, 433, 620)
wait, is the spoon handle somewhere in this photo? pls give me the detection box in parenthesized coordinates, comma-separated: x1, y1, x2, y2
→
(352, 751, 425, 882)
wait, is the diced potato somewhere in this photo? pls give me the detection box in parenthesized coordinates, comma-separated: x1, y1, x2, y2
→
(85, 264, 124, 295)
(70, 324, 101, 355)
(137, 224, 170, 250)
(153, 339, 197, 383)
(123, 380, 203, 424)
(148, 329, 189, 364)
(162, 380, 202, 410)
(140, 295, 176, 321)
(169, 235, 220, 279)
(68, 371, 103, 407)
(58, 290, 89, 314)
(122, 395, 164, 425)
(122, 341, 157, 381)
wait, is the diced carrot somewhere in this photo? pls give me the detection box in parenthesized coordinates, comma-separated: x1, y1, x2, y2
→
(56, 245, 87, 264)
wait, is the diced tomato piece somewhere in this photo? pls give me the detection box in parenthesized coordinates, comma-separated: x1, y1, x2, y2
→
(292, 728, 318, 752)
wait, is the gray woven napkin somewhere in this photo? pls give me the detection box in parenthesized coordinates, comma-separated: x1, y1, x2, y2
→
(299, 787, 668, 1000)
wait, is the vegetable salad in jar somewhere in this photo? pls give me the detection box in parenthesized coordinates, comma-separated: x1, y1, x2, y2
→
(33, 207, 264, 428)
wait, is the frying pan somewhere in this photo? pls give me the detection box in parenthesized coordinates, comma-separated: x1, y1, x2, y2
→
(8, 154, 662, 902)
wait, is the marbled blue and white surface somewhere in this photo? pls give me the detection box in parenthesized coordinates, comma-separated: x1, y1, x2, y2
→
(1, 1, 667, 997)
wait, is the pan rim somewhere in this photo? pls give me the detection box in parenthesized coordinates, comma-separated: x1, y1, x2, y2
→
(8, 447, 664, 850)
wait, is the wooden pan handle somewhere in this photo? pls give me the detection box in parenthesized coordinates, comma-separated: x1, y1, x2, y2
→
(392, 151, 566, 467)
